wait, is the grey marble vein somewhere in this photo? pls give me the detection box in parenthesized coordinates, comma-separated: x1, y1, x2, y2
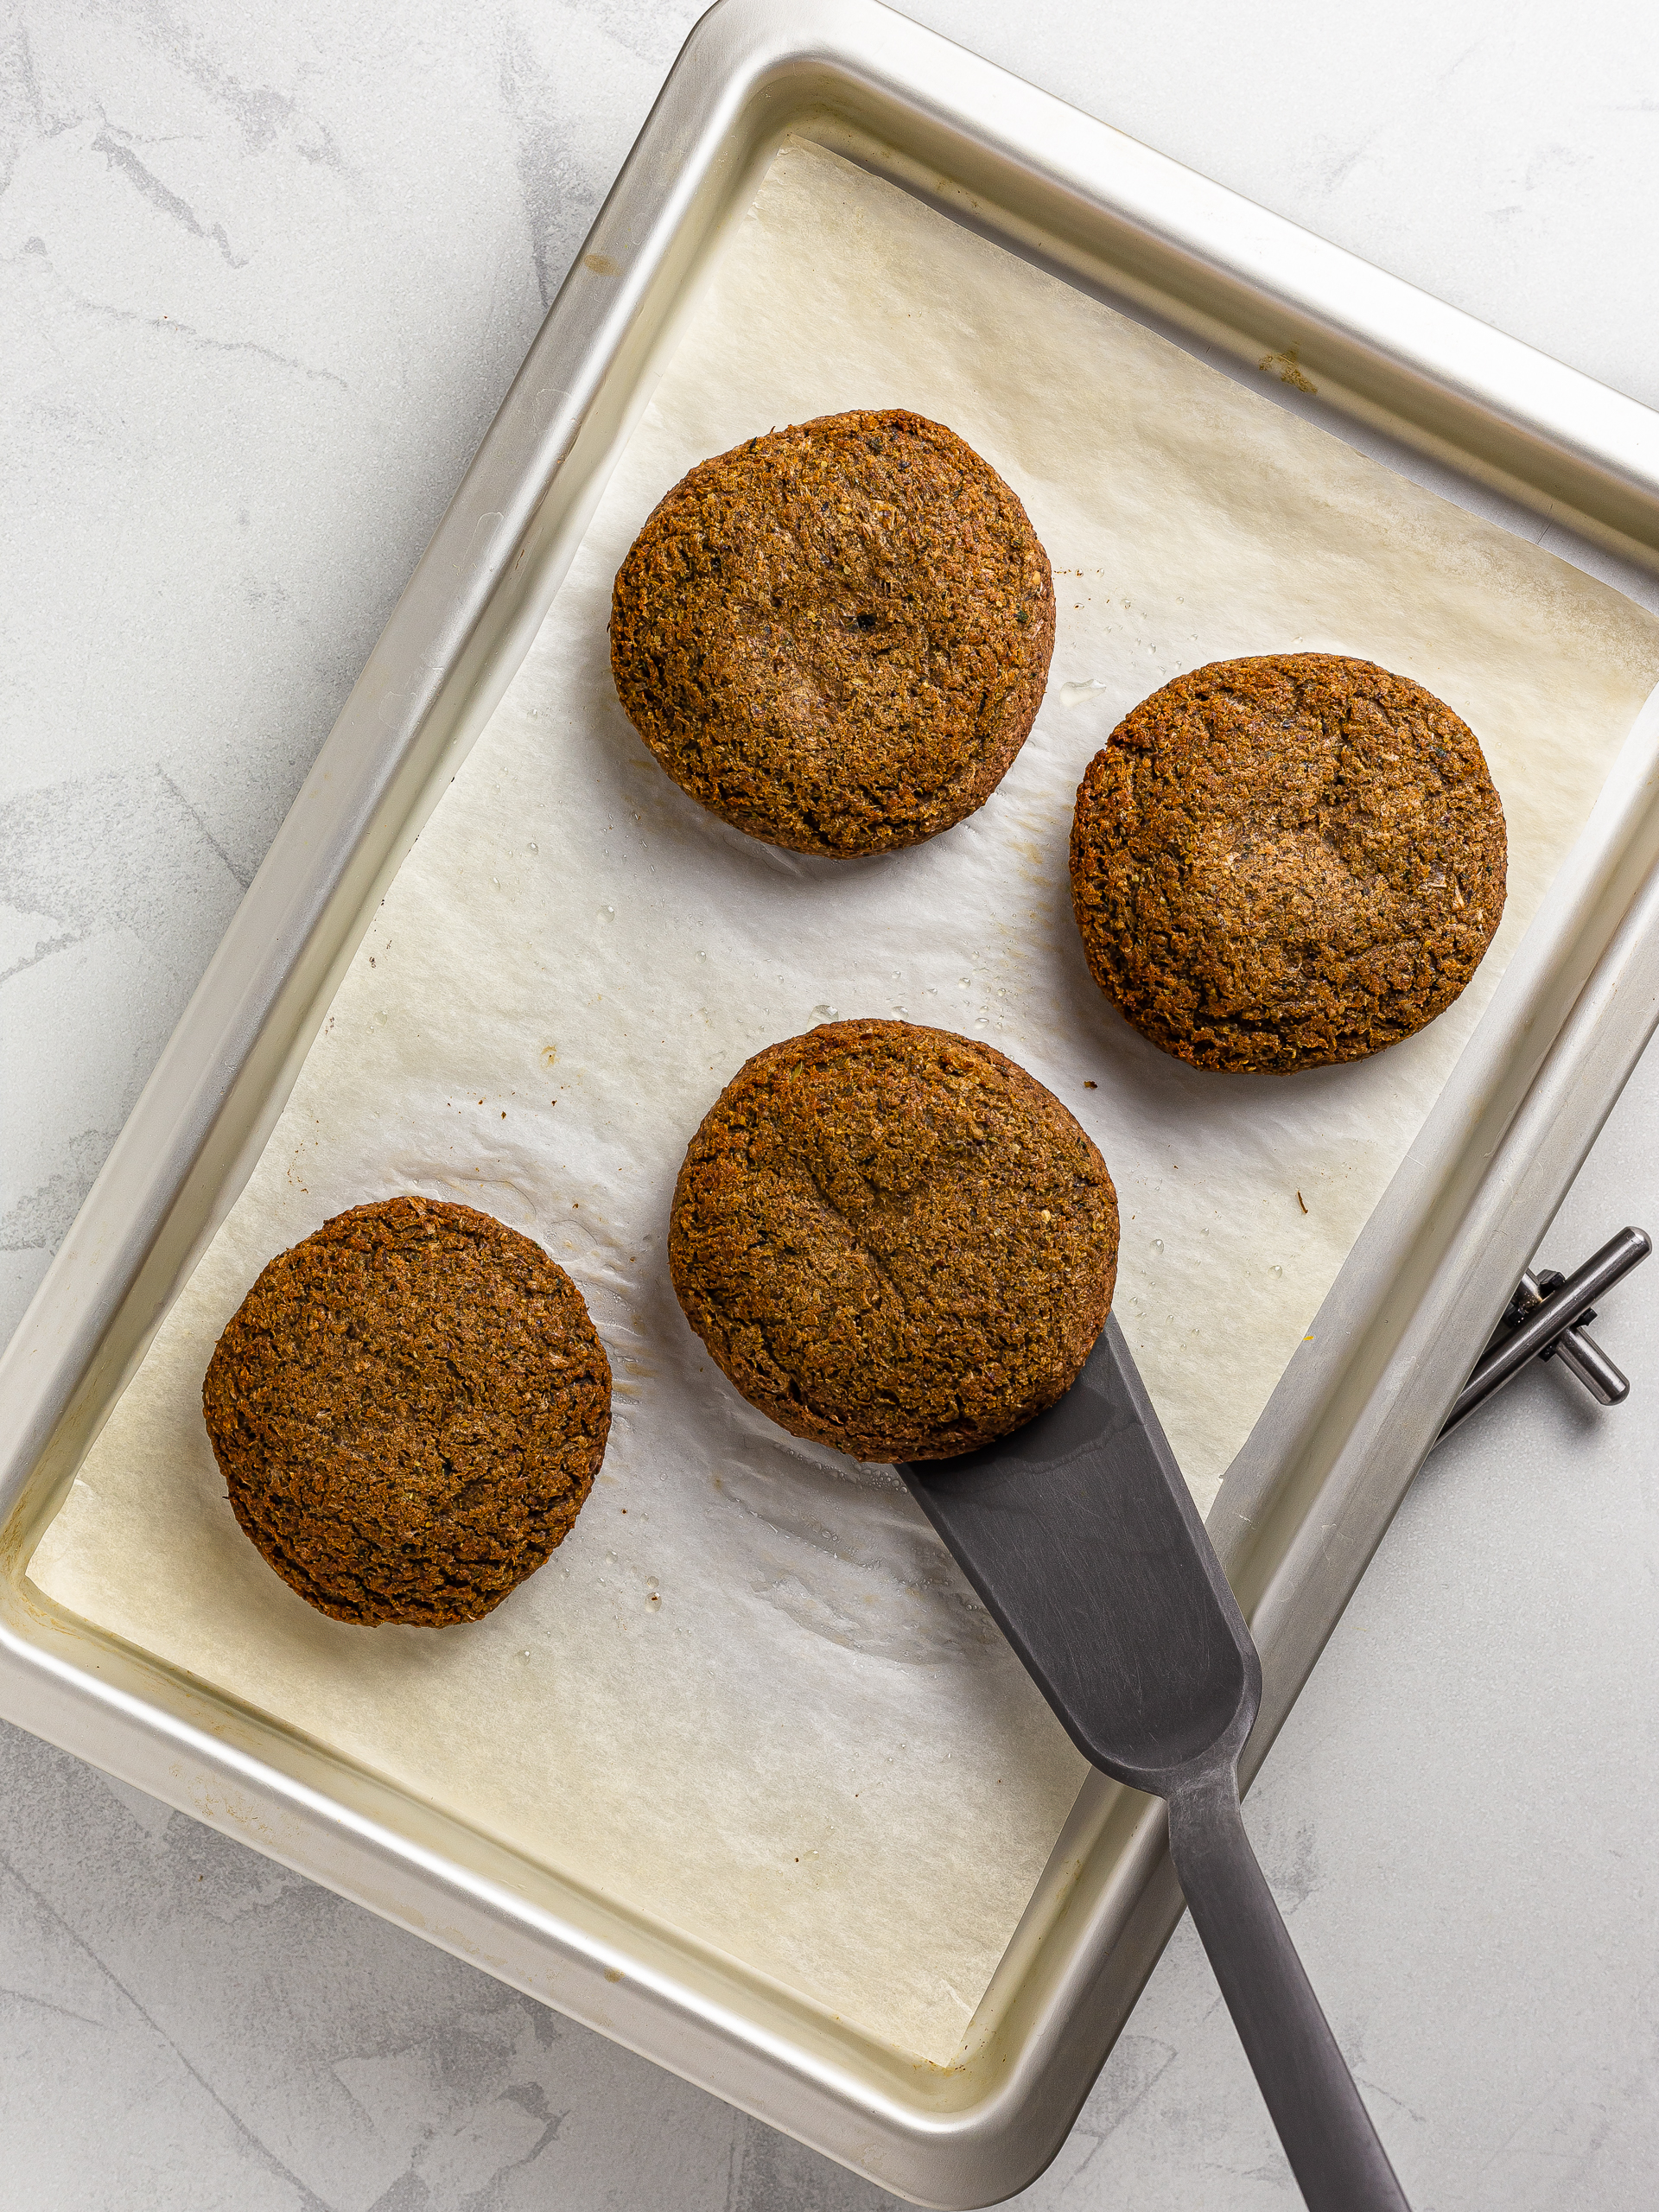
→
(92, 126, 249, 267)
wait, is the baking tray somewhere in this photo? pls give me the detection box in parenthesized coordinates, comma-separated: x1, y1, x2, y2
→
(5, 1, 1659, 2202)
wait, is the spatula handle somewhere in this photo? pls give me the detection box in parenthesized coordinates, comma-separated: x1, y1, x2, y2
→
(1166, 1769, 1410, 2212)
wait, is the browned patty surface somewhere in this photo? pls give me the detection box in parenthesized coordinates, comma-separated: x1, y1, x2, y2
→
(669, 1020, 1118, 1461)
(1069, 653, 1508, 1073)
(202, 1196, 611, 1625)
(610, 409, 1056, 855)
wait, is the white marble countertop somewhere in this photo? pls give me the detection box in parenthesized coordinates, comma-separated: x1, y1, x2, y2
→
(4, 3, 1658, 2205)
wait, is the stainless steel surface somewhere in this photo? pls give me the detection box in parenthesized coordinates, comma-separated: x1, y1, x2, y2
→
(1548, 1319, 1629, 1405)
(1522, 1266, 1632, 1406)
(1440, 1229, 1651, 1433)
(3, 1, 1659, 2203)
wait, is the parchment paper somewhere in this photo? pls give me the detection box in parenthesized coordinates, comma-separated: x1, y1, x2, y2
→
(32, 143, 1659, 2062)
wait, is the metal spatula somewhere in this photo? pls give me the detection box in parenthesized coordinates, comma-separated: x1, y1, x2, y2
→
(900, 1319, 1410, 2212)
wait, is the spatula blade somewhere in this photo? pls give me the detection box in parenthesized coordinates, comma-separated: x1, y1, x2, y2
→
(899, 1317, 1257, 1789)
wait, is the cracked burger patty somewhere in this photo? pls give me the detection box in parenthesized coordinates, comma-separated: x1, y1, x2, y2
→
(202, 1195, 611, 1625)
(1069, 653, 1507, 1073)
(609, 409, 1055, 855)
(668, 1020, 1117, 1462)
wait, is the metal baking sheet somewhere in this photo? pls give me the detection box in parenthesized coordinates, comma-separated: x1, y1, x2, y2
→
(4, 2, 1659, 2203)
(22, 124, 1659, 2070)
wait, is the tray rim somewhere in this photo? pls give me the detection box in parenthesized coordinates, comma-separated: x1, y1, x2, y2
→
(5, 2, 1659, 2203)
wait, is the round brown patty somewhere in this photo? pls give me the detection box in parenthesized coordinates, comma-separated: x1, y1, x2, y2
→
(669, 1020, 1118, 1462)
(1069, 653, 1508, 1073)
(609, 409, 1056, 855)
(202, 1196, 611, 1626)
